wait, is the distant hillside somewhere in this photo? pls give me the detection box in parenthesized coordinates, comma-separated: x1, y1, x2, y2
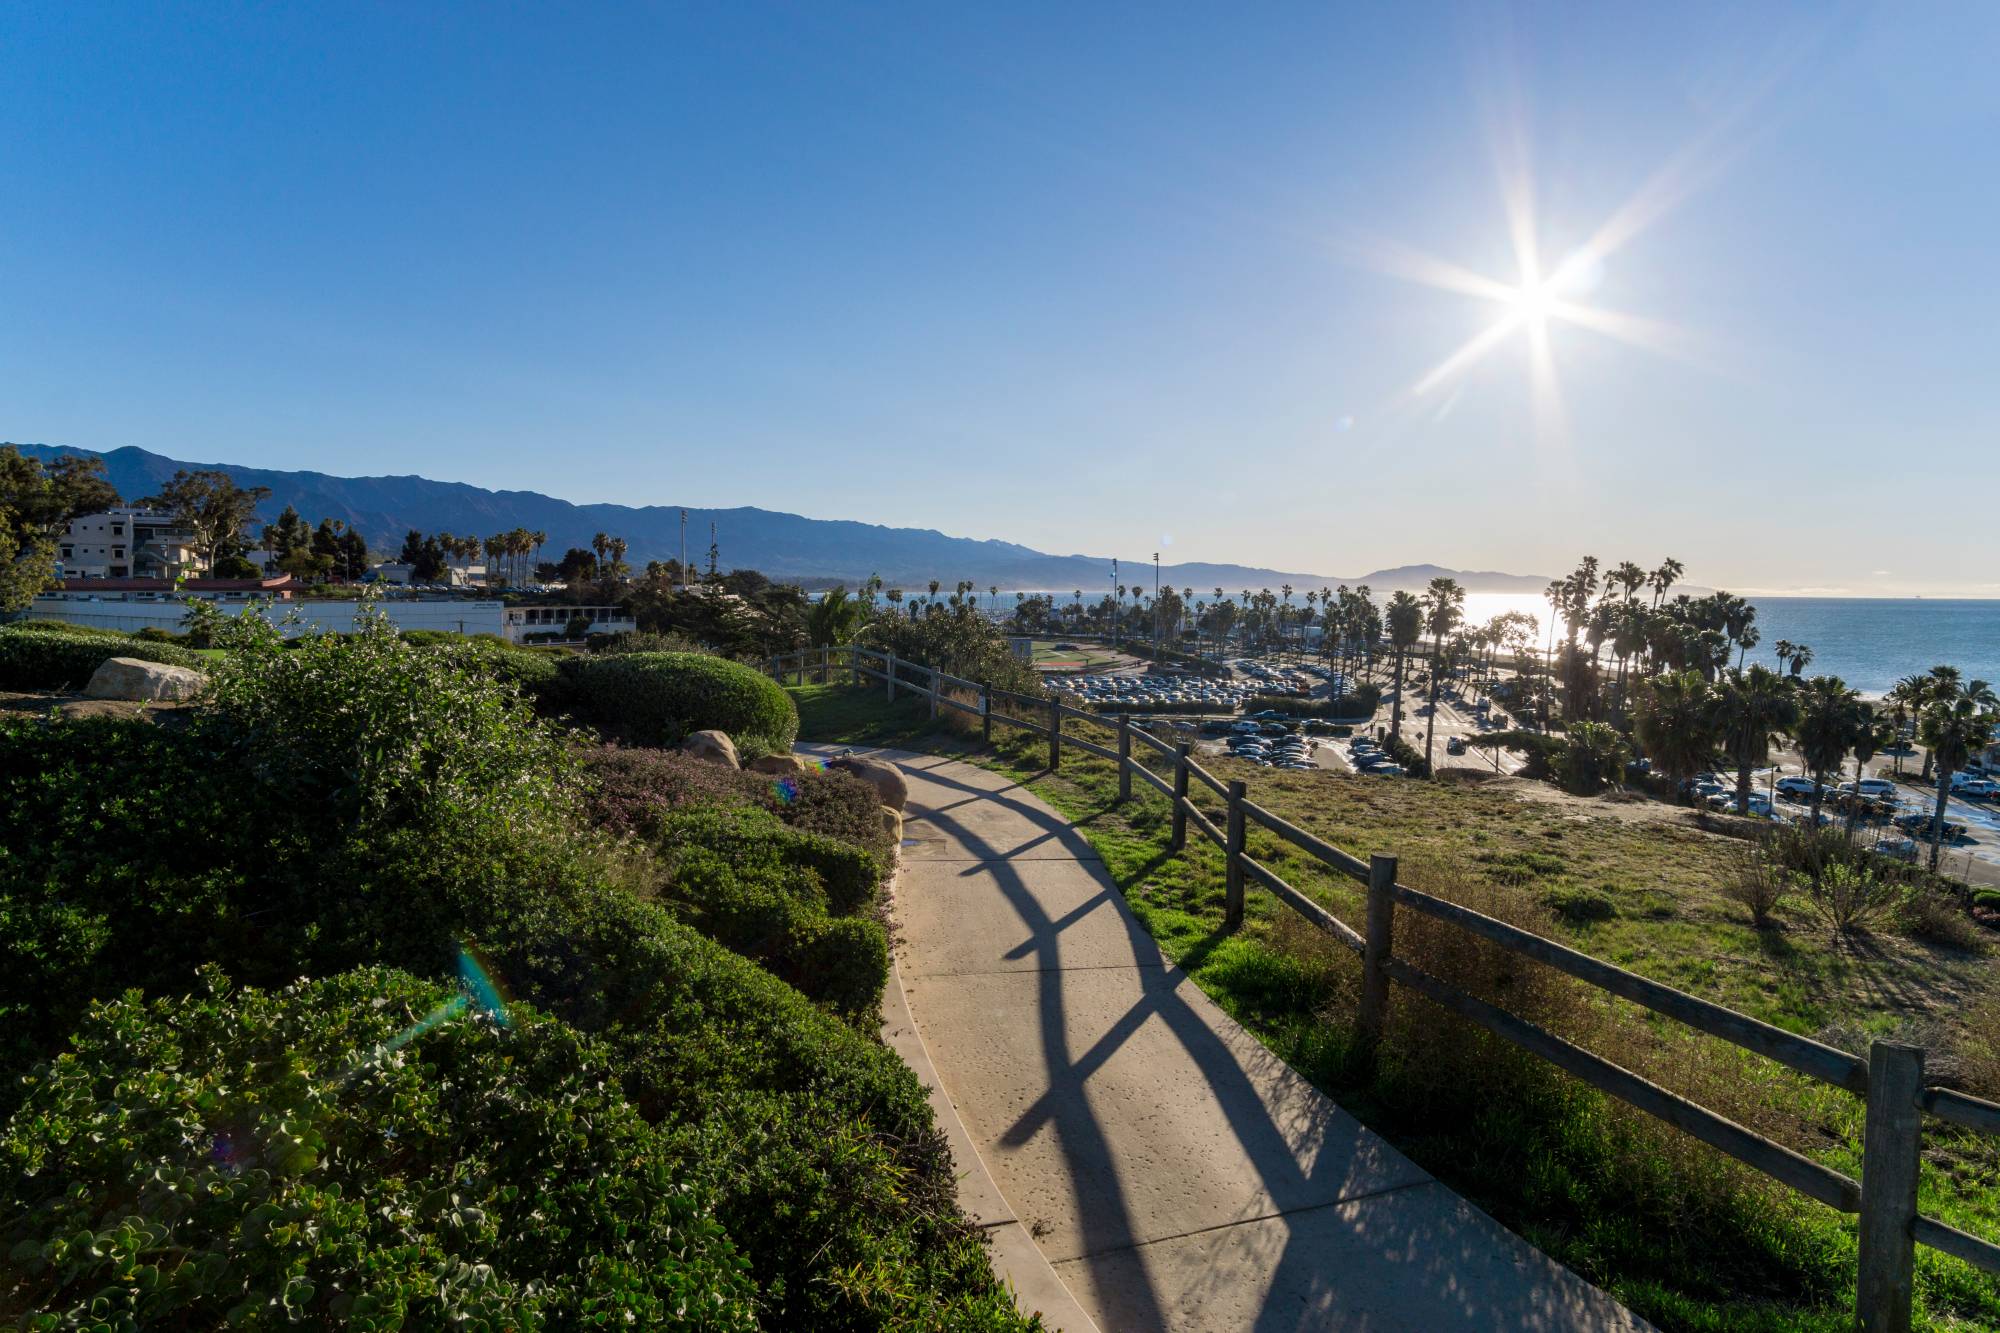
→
(11, 442, 1553, 593)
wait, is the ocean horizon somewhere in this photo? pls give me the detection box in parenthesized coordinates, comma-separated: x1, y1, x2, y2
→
(1004, 591, 1998, 696)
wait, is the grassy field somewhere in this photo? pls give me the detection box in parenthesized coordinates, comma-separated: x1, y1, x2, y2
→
(791, 682, 2000, 1333)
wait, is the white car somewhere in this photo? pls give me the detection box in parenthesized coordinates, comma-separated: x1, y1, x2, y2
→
(1839, 778, 1899, 800)
(1950, 772, 1998, 797)
(1774, 776, 1820, 799)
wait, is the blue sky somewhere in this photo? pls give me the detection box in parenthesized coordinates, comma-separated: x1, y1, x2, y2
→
(4, 3, 1995, 594)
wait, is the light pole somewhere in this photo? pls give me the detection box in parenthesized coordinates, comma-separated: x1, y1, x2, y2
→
(1152, 552, 1161, 661)
(1110, 558, 1118, 643)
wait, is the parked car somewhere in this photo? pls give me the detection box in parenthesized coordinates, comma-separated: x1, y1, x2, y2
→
(1774, 776, 1820, 799)
(1894, 811, 1965, 839)
(1873, 837, 1919, 861)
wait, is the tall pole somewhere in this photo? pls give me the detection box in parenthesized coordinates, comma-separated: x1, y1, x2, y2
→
(1110, 558, 1118, 642)
(679, 509, 687, 589)
(1153, 553, 1162, 653)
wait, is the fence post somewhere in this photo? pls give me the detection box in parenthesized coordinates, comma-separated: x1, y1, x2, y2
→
(1117, 715, 1132, 803)
(1171, 742, 1191, 852)
(1048, 696, 1062, 770)
(981, 683, 993, 744)
(1225, 780, 1246, 929)
(1358, 855, 1397, 1054)
(819, 647, 829, 684)
(929, 667, 940, 720)
(886, 650, 897, 702)
(1856, 1041, 1925, 1333)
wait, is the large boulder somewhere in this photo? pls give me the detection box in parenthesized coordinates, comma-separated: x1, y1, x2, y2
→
(679, 729, 741, 769)
(749, 752, 807, 776)
(830, 756, 907, 812)
(879, 805, 904, 848)
(83, 656, 206, 703)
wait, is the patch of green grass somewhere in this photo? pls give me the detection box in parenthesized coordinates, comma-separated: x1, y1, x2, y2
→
(791, 685, 2000, 1332)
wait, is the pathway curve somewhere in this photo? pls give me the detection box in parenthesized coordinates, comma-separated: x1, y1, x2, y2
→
(808, 744, 1654, 1332)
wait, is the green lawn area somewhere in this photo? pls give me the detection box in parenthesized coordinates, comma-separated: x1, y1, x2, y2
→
(791, 682, 2000, 1333)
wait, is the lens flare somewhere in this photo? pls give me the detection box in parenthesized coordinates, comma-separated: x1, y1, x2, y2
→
(457, 945, 511, 1026)
(771, 776, 801, 805)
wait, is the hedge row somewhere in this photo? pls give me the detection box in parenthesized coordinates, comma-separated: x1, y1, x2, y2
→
(0, 622, 206, 691)
(651, 808, 888, 1019)
(557, 651, 798, 757)
(583, 744, 892, 863)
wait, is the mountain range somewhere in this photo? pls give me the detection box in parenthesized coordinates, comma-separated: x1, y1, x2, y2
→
(12, 442, 1554, 594)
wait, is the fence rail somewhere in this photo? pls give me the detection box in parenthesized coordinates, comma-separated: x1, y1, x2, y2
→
(765, 647, 2000, 1329)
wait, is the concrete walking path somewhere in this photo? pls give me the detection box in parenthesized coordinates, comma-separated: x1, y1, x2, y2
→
(808, 743, 1653, 1332)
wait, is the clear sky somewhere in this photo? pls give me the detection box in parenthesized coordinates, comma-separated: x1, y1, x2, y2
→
(4, 3, 1995, 595)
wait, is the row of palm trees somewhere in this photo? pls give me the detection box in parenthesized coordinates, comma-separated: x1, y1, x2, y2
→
(1634, 663, 1997, 871)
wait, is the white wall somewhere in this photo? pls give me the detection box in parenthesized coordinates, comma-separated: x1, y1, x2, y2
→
(28, 597, 505, 638)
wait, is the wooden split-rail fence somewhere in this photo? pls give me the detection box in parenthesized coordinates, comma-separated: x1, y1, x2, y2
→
(765, 644, 2000, 1332)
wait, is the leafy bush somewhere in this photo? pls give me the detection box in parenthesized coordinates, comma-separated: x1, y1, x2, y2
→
(650, 808, 888, 1016)
(0, 622, 205, 691)
(1544, 883, 1618, 923)
(560, 651, 798, 756)
(197, 607, 576, 838)
(583, 744, 891, 863)
(590, 628, 708, 655)
(1, 967, 758, 1330)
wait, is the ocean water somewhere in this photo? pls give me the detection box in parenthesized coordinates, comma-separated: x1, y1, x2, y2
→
(1014, 590, 1999, 696)
(1454, 595, 1999, 696)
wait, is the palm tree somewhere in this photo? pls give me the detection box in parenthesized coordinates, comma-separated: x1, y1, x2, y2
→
(1613, 561, 1648, 603)
(1920, 696, 1999, 870)
(1649, 558, 1684, 608)
(1787, 643, 1813, 679)
(590, 532, 609, 582)
(1385, 591, 1422, 745)
(1885, 674, 1926, 774)
(1633, 671, 1717, 801)
(1712, 666, 1797, 815)
(1794, 675, 1866, 826)
(1420, 577, 1465, 775)
(531, 530, 547, 581)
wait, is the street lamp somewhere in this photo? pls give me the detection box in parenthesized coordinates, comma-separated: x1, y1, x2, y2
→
(1152, 552, 1161, 660)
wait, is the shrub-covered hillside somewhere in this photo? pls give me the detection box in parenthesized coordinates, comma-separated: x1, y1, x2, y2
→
(0, 609, 1035, 1330)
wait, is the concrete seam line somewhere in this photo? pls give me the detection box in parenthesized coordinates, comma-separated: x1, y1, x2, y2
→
(904, 962, 1171, 979)
(1054, 1178, 1439, 1264)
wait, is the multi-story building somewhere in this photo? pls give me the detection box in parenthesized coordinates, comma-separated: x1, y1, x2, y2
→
(58, 508, 203, 580)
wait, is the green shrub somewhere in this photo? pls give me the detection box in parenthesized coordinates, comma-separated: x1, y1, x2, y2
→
(1544, 883, 1618, 923)
(560, 651, 798, 757)
(197, 608, 576, 838)
(1, 967, 758, 1330)
(0, 623, 206, 691)
(651, 808, 888, 1016)
(583, 743, 893, 863)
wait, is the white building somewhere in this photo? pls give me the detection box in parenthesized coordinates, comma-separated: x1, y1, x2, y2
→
(501, 604, 637, 643)
(59, 508, 203, 580)
(28, 592, 507, 639)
